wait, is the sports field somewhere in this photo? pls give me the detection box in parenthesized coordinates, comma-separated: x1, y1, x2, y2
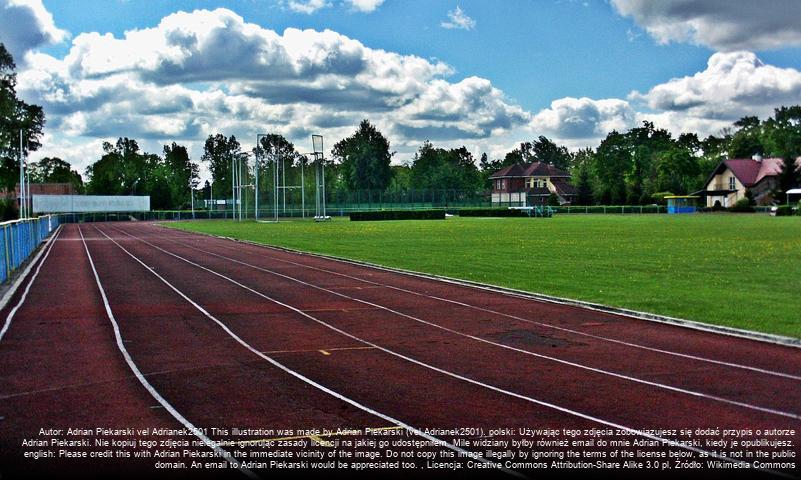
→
(171, 214, 801, 338)
(1, 221, 800, 478)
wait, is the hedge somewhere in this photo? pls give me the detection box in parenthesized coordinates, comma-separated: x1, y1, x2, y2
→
(457, 208, 530, 217)
(349, 210, 445, 221)
(775, 205, 794, 217)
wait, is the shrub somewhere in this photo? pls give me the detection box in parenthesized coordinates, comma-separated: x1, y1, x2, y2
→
(0, 198, 18, 221)
(651, 192, 675, 205)
(457, 208, 529, 217)
(774, 205, 794, 216)
(728, 198, 754, 213)
(349, 209, 445, 221)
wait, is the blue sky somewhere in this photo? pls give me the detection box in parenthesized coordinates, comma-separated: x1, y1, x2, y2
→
(3, 0, 801, 173)
(37, 0, 730, 110)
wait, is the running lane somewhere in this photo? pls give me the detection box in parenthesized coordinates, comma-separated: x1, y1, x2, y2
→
(102, 222, 800, 475)
(0, 224, 176, 476)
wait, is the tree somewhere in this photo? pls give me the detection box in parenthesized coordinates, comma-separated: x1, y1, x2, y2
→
(531, 136, 571, 170)
(163, 142, 199, 208)
(593, 131, 629, 205)
(253, 133, 299, 196)
(728, 115, 765, 158)
(655, 147, 699, 195)
(201, 134, 246, 199)
(409, 142, 481, 191)
(28, 157, 83, 191)
(332, 120, 393, 191)
(0, 43, 46, 194)
(478, 152, 503, 189)
(764, 106, 801, 201)
(571, 148, 595, 205)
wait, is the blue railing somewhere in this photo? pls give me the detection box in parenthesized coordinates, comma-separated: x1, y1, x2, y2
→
(0, 215, 61, 283)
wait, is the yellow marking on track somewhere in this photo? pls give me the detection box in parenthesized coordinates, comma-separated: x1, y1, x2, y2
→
(319, 349, 331, 355)
(261, 345, 376, 355)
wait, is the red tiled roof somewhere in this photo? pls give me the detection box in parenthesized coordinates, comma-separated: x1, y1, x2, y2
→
(719, 157, 801, 187)
(490, 161, 569, 179)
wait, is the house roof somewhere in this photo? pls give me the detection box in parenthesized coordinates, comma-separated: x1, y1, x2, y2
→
(489, 161, 570, 179)
(707, 157, 801, 188)
(550, 177, 576, 196)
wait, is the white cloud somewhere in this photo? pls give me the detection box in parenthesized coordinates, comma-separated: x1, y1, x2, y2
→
(286, 0, 331, 15)
(531, 97, 637, 141)
(611, 0, 801, 51)
(0, 0, 68, 63)
(441, 6, 475, 31)
(346, 0, 385, 13)
(18, 7, 528, 169)
(629, 51, 801, 121)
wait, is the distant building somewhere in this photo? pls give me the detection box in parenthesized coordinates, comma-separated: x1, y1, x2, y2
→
(702, 156, 801, 207)
(489, 162, 575, 206)
(7, 183, 78, 211)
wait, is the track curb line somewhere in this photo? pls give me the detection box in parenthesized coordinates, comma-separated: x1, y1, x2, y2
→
(159, 223, 801, 349)
(0, 224, 63, 314)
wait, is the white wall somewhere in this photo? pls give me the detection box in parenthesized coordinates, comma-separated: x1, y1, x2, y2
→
(32, 195, 151, 213)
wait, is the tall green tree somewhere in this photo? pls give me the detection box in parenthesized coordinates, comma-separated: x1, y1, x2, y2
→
(570, 148, 595, 205)
(163, 142, 199, 208)
(593, 131, 629, 205)
(409, 142, 481, 191)
(201, 134, 246, 199)
(0, 43, 45, 193)
(728, 116, 765, 158)
(764, 106, 801, 201)
(531, 136, 571, 170)
(28, 157, 83, 191)
(332, 120, 393, 191)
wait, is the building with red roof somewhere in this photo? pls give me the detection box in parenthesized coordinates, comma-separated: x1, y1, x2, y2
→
(702, 156, 801, 207)
(489, 162, 575, 206)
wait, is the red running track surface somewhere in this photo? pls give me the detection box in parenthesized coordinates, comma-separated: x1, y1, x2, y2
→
(0, 222, 799, 479)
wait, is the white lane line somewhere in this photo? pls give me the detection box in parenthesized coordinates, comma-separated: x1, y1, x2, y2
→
(143, 231, 800, 421)
(164, 228, 801, 382)
(78, 226, 256, 479)
(103, 225, 783, 475)
(0, 225, 63, 342)
(89, 225, 509, 476)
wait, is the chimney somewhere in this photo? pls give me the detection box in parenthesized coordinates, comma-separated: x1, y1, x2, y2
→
(752, 154, 763, 162)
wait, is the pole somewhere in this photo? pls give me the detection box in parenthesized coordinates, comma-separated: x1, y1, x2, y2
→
(231, 158, 235, 221)
(190, 182, 195, 219)
(273, 152, 278, 222)
(301, 159, 305, 218)
(18, 130, 24, 219)
(209, 183, 212, 219)
(282, 154, 286, 214)
(254, 138, 259, 221)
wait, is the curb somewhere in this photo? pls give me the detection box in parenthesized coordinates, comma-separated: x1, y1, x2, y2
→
(0, 224, 63, 313)
(159, 223, 801, 349)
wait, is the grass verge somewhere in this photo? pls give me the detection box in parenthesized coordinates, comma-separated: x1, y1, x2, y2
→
(168, 214, 801, 338)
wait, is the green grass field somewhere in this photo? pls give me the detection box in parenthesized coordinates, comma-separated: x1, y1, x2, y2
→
(169, 214, 801, 338)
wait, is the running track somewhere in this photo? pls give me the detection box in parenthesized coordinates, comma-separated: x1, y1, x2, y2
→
(1, 222, 799, 478)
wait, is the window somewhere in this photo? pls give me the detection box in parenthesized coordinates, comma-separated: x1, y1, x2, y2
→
(729, 176, 736, 190)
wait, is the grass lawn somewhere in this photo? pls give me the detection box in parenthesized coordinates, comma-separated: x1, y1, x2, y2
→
(168, 214, 801, 338)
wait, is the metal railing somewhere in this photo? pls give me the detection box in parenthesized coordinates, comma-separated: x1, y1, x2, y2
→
(0, 215, 60, 283)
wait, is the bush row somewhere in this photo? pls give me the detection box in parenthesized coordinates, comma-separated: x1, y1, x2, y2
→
(774, 205, 796, 216)
(349, 210, 445, 221)
(457, 208, 530, 217)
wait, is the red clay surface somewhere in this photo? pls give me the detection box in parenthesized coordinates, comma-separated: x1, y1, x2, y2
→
(1, 221, 799, 479)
